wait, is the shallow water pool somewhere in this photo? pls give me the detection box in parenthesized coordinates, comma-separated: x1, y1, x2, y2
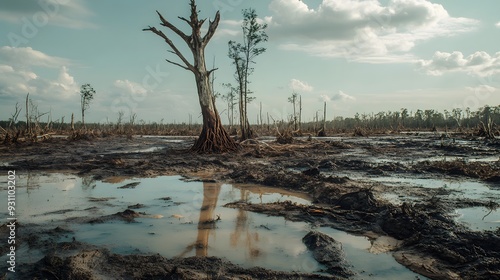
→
(1, 173, 426, 278)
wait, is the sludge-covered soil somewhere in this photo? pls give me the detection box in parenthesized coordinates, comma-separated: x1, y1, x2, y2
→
(0, 133, 499, 279)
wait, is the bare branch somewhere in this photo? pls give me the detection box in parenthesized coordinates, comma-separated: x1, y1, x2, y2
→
(156, 11, 191, 45)
(143, 26, 195, 72)
(207, 68, 218, 77)
(207, 68, 219, 80)
(178, 16, 192, 27)
(198, 18, 206, 28)
(189, 0, 198, 24)
(166, 59, 191, 71)
(202, 11, 220, 47)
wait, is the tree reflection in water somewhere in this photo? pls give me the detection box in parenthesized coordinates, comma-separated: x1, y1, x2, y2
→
(230, 189, 262, 260)
(176, 182, 262, 259)
(177, 182, 221, 257)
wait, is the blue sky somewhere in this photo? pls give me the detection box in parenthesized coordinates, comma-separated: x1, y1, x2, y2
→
(0, 0, 499, 124)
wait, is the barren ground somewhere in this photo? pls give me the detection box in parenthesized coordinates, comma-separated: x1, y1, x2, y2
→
(0, 133, 499, 279)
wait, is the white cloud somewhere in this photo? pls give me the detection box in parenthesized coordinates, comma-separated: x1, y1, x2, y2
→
(101, 80, 150, 115)
(51, 66, 78, 98)
(216, 18, 269, 39)
(98, 84, 198, 122)
(418, 51, 500, 76)
(332, 90, 356, 101)
(214, 28, 240, 38)
(496, 22, 500, 28)
(220, 19, 242, 27)
(268, 0, 478, 63)
(0, 64, 37, 96)
(32, 66, 78, 99)
(0, 65, 78, 100)
(466, 85, 497, 94)
(0, 0, 95, 29)
(289, 79, 313, 92)
(114, 80, 148, 96)
(0, 46, 70, 68)
(319, 94, 331, 102)
(319, 90, 356, 102)
(0, 47, 78, 100)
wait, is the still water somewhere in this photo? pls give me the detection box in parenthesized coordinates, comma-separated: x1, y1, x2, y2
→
(1, 173, 426, 278)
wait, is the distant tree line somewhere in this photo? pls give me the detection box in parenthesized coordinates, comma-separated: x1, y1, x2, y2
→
(326, 105, 500, 134)
(2, 105, 499, 136)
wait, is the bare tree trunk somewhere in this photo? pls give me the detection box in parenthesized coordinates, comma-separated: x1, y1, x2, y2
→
(322, 101, 327, 131)
(227, 101, 231, 129)
(144, 0, 238, 153)
(259, 102, 263, 130)
(299, 95, 302, 131)
(191, 71, 238, 152)
(317, 102, 327, 137)
(25, 93, 30, 136)
(60, 116, 65, 132)
(292, 95, 297, 131)
(238, 80, 252, 140)
(267, 112, 270, 132)
(239, 85, 245, 137)
(81, 96, 85, 129)
(243, 39, 252, 140)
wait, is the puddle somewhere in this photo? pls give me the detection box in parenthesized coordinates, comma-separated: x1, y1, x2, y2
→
(418, 155, 500, 163)
(103, 146, 164, 154)
(138, 135, 196, 143)
(453, 207, 500, 231)
(126, 146, 163, 153)
(1, 174, 319, 273)
(0, 173, 428, 278)
(304, 135, 499, 166)
(369, 176, 500, 201)
(317, 227, 428, 280)
(368, 175, 500, 232)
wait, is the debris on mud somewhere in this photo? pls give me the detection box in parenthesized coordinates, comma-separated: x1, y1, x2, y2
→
(415, 159, 500, 181)
(88, 197, 115, 202)
(88, 209, 143, 224)
(303, 167, 321, 176)
(335, 189, 380, 212)
(118, 182, 141, 189)
(302, 231, 354, 277)
(128, 203, 146, 209)
(1, 134, 499, 279)
(17, 249, 341, 280)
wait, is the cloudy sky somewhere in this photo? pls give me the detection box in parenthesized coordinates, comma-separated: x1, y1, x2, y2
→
(0, 0, 499, 124)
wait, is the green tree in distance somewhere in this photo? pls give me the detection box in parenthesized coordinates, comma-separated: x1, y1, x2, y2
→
(80, 83, 95, 128)
(228, 8, 268, 140)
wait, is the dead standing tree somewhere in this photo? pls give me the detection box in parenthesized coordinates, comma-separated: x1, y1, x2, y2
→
(143, 0, 238, 153)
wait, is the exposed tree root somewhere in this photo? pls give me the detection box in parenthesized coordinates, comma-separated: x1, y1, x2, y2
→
(191, 114, 239, 153)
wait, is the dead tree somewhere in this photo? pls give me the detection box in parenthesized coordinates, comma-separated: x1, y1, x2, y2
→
(8, 102, 21, 129)
(25, 93, 30, 136)
(144, 0, 238, 153)
(317, 102, 327, 137)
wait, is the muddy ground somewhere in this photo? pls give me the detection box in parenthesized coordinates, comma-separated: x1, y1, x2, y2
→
(0, 133, 499, 279)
